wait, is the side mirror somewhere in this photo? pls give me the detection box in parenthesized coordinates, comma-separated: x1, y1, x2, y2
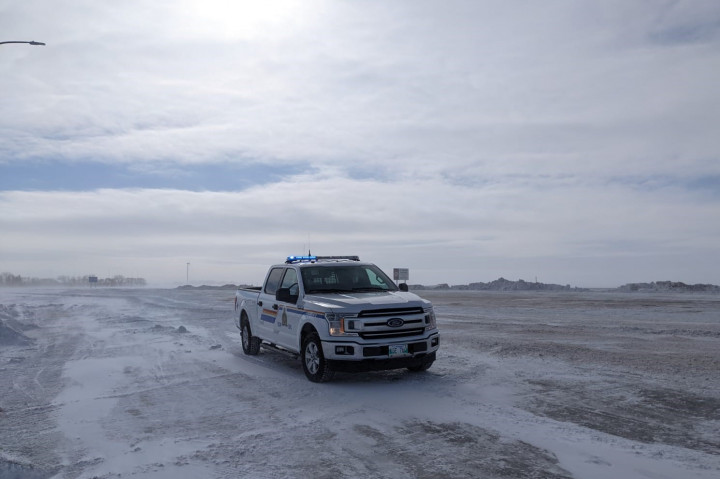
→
(276, 287, 298, 304)
(399, 283, 409, 292)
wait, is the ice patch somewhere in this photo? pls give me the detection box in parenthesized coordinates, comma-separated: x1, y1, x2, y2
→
(0, 319, 32, 346)
(0, 459, 51, 479)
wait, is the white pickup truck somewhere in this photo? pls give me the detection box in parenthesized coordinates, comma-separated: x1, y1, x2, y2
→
(234, 255, 439, 382)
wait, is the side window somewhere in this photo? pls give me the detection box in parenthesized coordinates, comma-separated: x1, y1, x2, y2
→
(366, 266, 391, 290)
(280, 268, 299, 296)
(264, 267, 285, 295)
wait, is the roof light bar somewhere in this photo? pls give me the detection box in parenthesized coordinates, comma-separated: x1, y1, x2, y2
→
(318, 256, 360, 261)
(286, 255, 317, 263)
(285, 255, 360, 264)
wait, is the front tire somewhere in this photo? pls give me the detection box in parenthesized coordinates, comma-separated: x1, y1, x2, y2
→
(240, 315, 261, 355)
(301, 332, 334, 383)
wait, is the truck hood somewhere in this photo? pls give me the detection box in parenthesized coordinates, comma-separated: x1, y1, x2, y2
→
(302, 291, 429, 312)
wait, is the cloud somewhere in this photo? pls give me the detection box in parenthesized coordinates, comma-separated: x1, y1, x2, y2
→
(5, 1, 720, 170)
(2, 169, 718, 285)
(1, 0, 719, 286)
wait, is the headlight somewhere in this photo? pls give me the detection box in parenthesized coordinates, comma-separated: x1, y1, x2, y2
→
(325, 312, 359, 336)
(424, 307, 437, 330)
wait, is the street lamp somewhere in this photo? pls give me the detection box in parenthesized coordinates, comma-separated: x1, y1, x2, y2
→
(0, 40, 46, 46)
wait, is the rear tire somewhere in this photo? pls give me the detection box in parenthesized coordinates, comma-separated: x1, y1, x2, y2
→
(301, 332, 334, 383)
(240, 314, 261, 355)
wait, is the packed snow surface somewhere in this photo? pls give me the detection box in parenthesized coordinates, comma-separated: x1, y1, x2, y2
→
(1, 288, 719, 479)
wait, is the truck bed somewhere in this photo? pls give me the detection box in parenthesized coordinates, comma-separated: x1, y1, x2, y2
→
(238, 286, 261, 292)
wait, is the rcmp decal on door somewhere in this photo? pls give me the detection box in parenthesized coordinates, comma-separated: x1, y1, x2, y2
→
(260, 309, 277, 323)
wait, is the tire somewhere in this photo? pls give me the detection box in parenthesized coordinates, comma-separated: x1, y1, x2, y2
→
(407, 358, 434, 372)
(240, 314, 261, 355)
(301, 332, 334, 383)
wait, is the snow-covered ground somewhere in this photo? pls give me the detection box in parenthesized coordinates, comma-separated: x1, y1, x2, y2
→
(1, 288, 719, 479)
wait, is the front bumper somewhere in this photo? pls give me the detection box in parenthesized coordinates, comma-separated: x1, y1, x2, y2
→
(328, 351, 436, 372)
(321, 331, 439, 363)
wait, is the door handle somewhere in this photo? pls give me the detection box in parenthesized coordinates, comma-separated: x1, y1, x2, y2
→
(272, 304, 278, 310)
(258, 301, 263, 307)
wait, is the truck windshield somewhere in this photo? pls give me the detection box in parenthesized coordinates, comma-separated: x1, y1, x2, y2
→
(301, 264, 398, 294)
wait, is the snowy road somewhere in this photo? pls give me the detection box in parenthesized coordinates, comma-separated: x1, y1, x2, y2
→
(1, 288, 719, 479)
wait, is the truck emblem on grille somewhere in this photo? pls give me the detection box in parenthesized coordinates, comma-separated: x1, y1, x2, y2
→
(387, 318, 404, 328)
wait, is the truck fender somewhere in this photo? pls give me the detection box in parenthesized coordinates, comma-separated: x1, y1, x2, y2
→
(299, 322, 319, 351)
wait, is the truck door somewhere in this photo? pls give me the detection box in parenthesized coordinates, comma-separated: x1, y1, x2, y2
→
(257, 267, 285, 338)
(275, 268, 302, 350)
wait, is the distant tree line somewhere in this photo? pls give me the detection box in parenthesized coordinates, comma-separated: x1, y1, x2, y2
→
(408, 278, 718, 293)
(616, 281, 719, 293)
(0, 273, 146, 287)
(409, 277, 587, 292)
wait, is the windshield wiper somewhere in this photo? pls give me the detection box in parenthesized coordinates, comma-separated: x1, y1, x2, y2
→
(351, 287, 387, 292)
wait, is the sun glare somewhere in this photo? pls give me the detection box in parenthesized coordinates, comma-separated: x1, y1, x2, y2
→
(183, 0, 309, 41)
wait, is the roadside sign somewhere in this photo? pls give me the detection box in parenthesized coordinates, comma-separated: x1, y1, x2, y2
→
(393, 268, 409, 281)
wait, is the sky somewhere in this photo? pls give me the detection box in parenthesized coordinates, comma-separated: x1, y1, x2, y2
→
(1, 0, 720, 288)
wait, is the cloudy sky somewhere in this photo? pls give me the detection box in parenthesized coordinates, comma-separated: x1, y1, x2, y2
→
(2, 0, 719, 287)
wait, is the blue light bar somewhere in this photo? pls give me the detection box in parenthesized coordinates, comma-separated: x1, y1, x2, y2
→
(286, 255, 360, 264)
(286, 255, 317, 264)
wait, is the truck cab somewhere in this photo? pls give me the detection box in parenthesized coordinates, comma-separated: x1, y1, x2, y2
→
(235, 256, 439, 382)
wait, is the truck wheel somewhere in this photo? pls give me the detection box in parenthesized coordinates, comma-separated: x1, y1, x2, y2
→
(301, 332, 334, 383)
(241, 315, 261, 355)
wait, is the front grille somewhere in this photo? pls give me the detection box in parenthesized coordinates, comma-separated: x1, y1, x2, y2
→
(359, 327, 426, 340)
(356, 307, 427, 340)
(358, 307, 424, 318)
(364, 318, 424, 328)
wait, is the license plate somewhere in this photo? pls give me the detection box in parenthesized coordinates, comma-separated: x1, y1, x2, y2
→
(388, 344, 408, 356)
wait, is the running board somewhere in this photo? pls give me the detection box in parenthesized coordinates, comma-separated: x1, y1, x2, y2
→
(261, 342, 299, 359)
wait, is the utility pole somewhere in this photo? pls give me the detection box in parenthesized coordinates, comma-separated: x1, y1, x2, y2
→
(186, 262, 190, 284)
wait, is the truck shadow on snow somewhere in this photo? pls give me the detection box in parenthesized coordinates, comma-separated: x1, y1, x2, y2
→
(227, 343, 445, 384)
